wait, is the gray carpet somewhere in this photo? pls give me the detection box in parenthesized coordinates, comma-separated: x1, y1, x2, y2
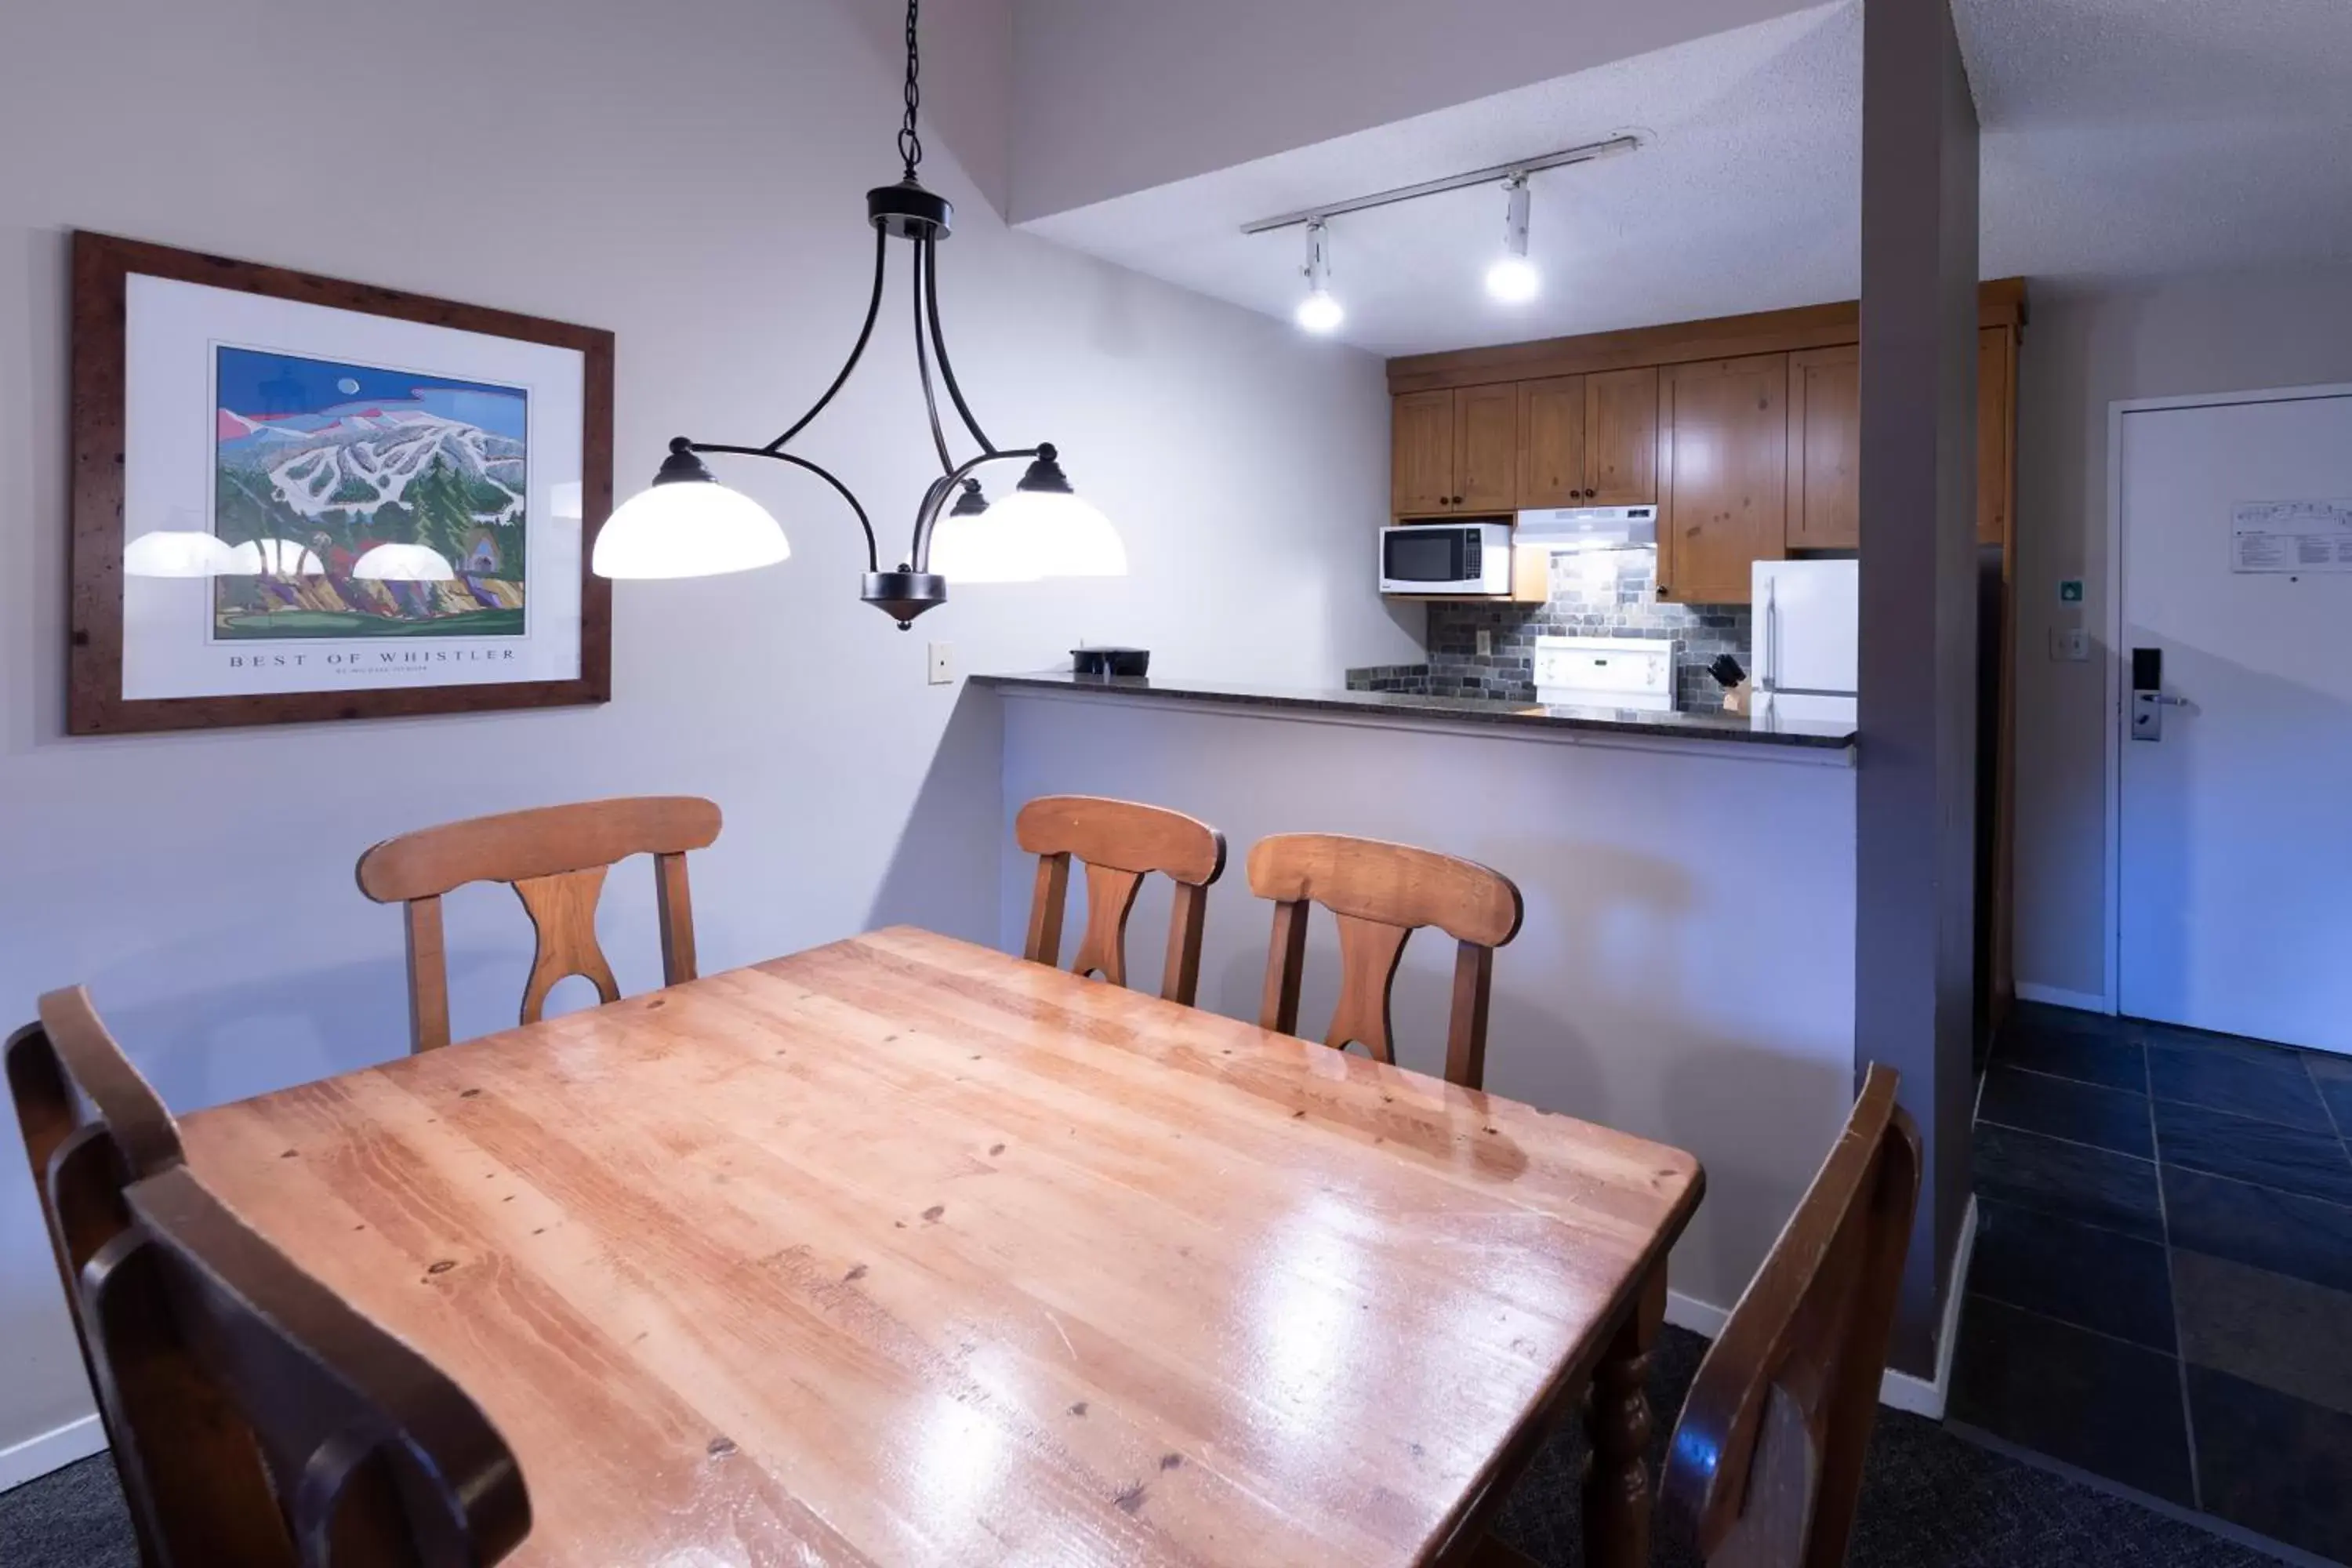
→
(0, 1327, 2292, 1566)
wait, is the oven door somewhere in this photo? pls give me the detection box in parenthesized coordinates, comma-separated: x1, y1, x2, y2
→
(1380, 526, 1472, 591)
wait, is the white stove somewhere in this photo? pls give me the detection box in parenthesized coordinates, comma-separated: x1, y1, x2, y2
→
(1532, 634, 1676, 713)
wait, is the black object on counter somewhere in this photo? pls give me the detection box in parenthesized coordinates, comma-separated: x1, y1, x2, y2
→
(1708, 653, 1747, 688)
(1072, 646, 1150, 678)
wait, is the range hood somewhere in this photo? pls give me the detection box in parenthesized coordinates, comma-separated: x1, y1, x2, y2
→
(1515, 505, 1657, 552)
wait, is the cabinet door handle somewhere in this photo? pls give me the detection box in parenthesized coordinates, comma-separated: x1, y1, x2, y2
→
(1452, 495, 1465, 505)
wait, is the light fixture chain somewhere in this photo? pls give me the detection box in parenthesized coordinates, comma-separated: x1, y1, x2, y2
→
(898, 0, 924, 178)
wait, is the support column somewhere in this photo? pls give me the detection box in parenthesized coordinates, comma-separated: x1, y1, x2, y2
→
(1857, 0, 1981, 1377)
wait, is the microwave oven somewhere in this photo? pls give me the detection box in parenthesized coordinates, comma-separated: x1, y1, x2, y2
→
(1378, 521, 1513, 594)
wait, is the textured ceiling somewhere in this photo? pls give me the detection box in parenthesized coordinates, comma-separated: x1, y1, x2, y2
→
(1018, 0, 2352, 356)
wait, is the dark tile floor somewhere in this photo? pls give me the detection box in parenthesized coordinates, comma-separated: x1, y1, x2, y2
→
(1953, 1002, 2352, 1565)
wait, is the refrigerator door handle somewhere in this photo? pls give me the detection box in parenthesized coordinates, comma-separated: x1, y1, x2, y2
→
(1762, 575, 1779, 691)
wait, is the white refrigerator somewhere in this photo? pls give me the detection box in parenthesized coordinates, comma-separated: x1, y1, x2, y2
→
(1751, 559, 1858, 728)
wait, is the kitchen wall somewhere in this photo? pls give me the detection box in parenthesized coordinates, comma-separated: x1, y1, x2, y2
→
(0, 0, 1414, 1483)
(1429, 556, 1749, 713)
(1349, 554, 1750, 713)
(2011, 263, 2352, 1005)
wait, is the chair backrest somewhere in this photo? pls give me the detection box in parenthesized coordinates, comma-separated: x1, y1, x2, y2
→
(1661, 1062, 1922, 1568)
(1017, 795, 1227, 1007)
(7, 986, 185, 1567)
(354, 795, 723, 1051)
(1245, 832, 1523, 1090)
(83, 1163, 530, 1567)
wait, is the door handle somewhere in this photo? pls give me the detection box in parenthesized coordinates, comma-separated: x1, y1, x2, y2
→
(2129, 646, 2180, 741)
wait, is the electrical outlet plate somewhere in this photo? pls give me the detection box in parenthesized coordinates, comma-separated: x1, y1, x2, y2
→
(927, 642, 953, 684)
(2049, 628, 2090, 662)
(1475, 629, 1492, 657)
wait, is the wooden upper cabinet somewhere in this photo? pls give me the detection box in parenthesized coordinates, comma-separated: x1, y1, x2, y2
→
(1786, 344, 1861, 550)
(1584, 367, 1659, 505)
(1391, 390, 1456, 515)
(1517, 376, 1587, 507)
(1978, 325, 2016, 548)
(1657, 354, 1788, 604)
(1453, 384, 1519, 514)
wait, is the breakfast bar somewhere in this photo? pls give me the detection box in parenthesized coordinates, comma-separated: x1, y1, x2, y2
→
(976, 670, 1860, 1326)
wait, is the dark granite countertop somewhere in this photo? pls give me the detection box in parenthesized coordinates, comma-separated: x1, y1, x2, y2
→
(971, 671, 1857, 750)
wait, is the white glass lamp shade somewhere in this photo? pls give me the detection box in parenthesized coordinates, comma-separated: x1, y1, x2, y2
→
(224, 537, 325, 575)
(593, 477, 790, 580)
(927, 504, 1044, 583)
(987, 488, 1127, 579)
(353, 543, 456, 582)
(123, 530, 241, 578)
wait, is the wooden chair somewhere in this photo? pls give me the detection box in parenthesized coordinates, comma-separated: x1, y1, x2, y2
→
(1660, 1062, 1922, 1567)
(7, 986, 187, 1566)
(355, 795, 723, 1052)
(1246, 832, 1523, 1090)
(1017, 795, 1227, 1007)
(83, 1162, 530, 1566)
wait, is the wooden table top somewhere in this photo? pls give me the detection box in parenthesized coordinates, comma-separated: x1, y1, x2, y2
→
(181, 927, 1703, 1566)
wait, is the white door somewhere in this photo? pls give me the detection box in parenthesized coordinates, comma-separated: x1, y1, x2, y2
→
(2115, 387, 2352, 1052)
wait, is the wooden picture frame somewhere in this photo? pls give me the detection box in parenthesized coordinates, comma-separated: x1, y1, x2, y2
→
(68, 231, 613, 734)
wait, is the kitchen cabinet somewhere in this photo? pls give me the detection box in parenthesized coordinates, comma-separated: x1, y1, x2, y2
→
(1584, 368, 1659, 503)
(1386, 281, 2026, 601)
(1785, 345, 1860, 550)
(1978, 325, 2016, 548)
(1785, 333, 2016, 554)
(1389, 387, 1517, 516)
(1516, 376, 1587, 506)
(1454, 384, 1519, 513)
(1517, 369, 1657, 507)
(1657, 354, 1788, 604)
(1391, 390, 1456, 515)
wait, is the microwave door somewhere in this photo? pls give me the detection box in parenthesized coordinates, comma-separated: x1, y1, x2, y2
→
(1385, 530, 1463, 585)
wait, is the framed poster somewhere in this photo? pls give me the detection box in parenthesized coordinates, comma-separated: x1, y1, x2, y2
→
(68, 232, 613, 734)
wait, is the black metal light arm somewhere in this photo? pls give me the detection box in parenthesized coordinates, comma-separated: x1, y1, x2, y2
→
(909, 239, 956, 476)
(923, 233, 997, 456)
(758, 226, 891, 456)
(683, 441, 879, 572)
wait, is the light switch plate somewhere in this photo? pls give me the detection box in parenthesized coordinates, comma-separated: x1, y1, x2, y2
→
(2049, 628, 2090, 662)
(927, 642, 953, 684)
(1475, 629, 1492, 657)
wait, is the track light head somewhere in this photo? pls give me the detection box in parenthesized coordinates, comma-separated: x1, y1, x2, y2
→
(1485, 175, 1540, 304)
(1295, 219, 1344, 333)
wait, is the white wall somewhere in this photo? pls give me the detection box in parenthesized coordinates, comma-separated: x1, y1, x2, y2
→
(2012, 263, 2352, 1003)
(1007, 0, 1824, 222)
(996, 693, 1860, 1317)
(0, 0, 1418, 1475)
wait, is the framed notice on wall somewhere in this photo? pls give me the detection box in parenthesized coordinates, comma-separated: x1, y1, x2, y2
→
(67, 232, 614, 735)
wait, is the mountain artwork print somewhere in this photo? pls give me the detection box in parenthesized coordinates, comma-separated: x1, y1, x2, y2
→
(212, 347, 528, 639)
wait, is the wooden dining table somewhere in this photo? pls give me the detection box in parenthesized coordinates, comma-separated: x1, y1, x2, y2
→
(180, 926, 1704, 1566)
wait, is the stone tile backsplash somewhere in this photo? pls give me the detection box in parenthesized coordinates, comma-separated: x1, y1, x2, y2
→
(1421, 552, 1750, 713)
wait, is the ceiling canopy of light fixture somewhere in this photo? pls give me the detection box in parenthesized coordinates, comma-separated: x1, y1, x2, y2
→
(593, 0, 1123, 626)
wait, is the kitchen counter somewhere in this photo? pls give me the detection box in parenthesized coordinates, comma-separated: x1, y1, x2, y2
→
(971, 670, 1856, 750)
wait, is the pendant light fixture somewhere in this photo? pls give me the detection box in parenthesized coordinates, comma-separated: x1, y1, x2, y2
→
(1294, 220, 1344, 334)
(1484, 175, 1541, 304)
(593, 0, 1123, 626)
